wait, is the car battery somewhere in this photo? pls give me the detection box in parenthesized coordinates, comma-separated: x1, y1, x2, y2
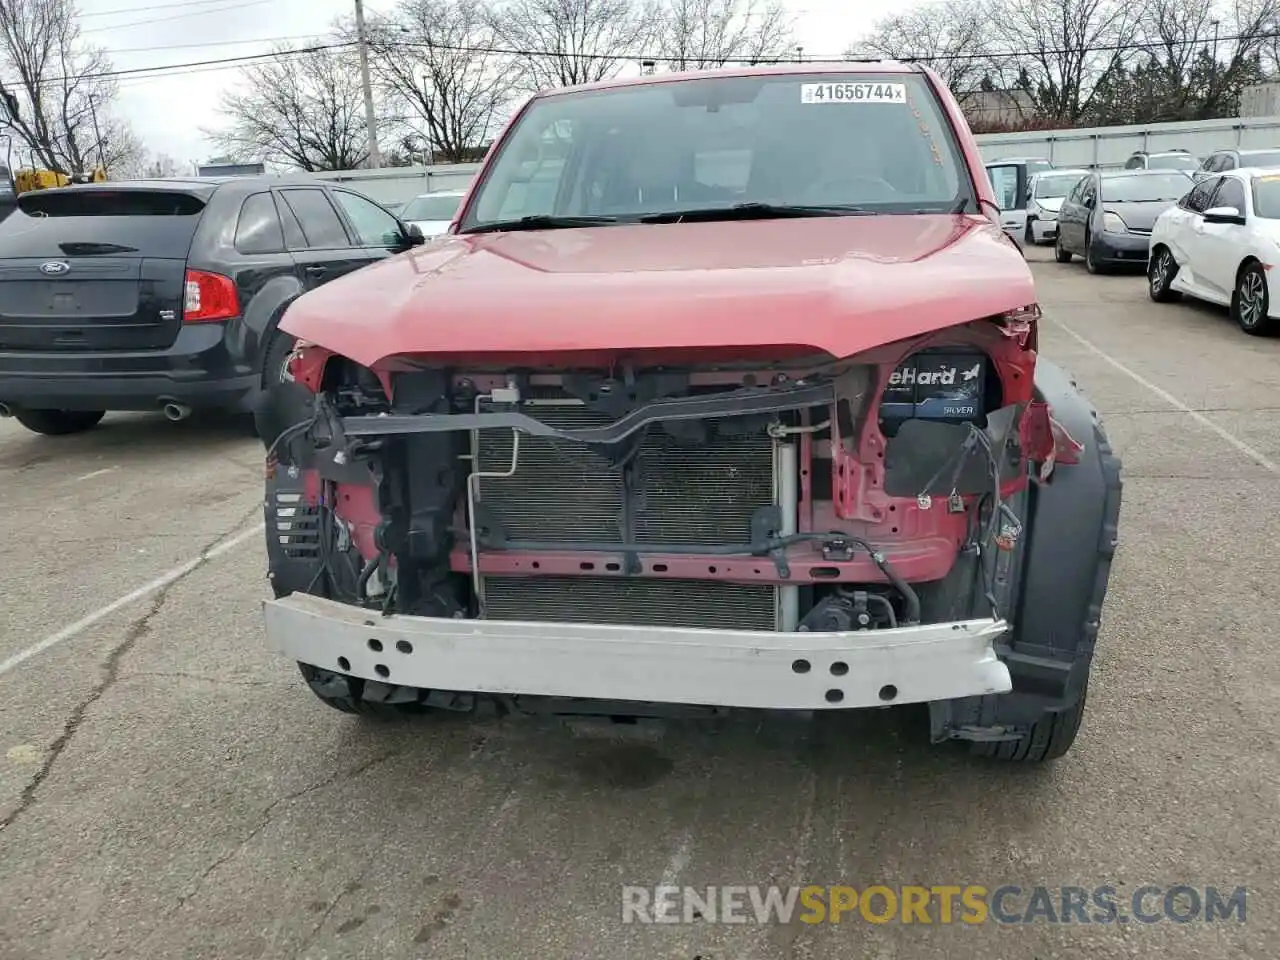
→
(879, 351, 987, 430)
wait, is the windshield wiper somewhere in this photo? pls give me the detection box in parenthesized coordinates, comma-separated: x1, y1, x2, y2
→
(639, 202, 871, 224)
(461, 214, 620, 234)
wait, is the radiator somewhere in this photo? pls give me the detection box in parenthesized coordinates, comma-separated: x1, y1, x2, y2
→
(475, 398, 775, 547)
(474, 394, 779, 631)
(481, 576, 777, 631)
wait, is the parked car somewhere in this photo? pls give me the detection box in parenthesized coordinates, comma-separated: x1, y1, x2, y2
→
(984, 157, 1054, 240)
(399, 189, 466, 238)
(1123, 149, 1200, 172)
(0, 176, 425, 435)
(255, 63, 1122, 763)
(1194, 147, 1280, 180)
(1054, 170, 1194, 273)
(0, 164, 14, 205)
(1148, 167, 1280, 335)
(1024, 168, 1090, 245)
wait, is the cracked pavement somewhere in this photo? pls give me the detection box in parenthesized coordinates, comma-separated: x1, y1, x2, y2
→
(0, 247, 1278, 959)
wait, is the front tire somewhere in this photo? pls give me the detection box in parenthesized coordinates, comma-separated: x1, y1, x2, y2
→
(12, 408, 105, 436)
(261, 329, 298, 388)
(1084, 232, 1105, 274)
(1231, 261, 1277, 335)
(1054, 234, 1072, 263)
(971, 684, 1089, 762)
(297, 662, 430, 719)
(1148, 246, 1181, 302)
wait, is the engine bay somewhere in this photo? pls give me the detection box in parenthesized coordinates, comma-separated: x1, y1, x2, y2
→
(259, 316, 1063, 636)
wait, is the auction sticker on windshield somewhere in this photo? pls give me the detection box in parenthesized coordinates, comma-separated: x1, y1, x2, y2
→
(800, 83, 906, 104)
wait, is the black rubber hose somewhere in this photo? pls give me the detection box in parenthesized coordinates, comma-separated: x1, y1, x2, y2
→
(865, 593, 898, 628)
(356, 555, 380, 602)
(833, 534, 923, 626)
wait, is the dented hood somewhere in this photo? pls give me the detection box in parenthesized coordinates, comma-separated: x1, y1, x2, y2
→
(281, 215, 1036, 368)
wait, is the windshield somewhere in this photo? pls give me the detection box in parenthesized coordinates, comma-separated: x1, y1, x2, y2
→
(1100, 173, 1192, 203)
(1241, 151, 1280, 169)
(1033, 174, 1086, 199)
(460, 72, 969, 230)
(1251, 173, 1280, 218)
(1, 189, 206, 257)
(1147, 154, 1199, 171)
(401, 193, 462, 221)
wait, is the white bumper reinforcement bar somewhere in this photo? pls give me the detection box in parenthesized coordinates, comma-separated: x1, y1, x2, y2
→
(265, 595, 1013, 711)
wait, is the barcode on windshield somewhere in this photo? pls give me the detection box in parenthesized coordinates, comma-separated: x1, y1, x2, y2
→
(800, 82, 906, 104)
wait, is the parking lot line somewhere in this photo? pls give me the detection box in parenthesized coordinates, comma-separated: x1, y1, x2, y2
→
(0, 523, 264, 679)
(1050, 317, 1280, 475)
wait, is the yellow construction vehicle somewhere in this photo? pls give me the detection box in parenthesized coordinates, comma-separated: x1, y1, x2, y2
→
(13, 166, 107, 194)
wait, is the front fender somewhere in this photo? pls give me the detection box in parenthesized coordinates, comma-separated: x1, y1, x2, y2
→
(930, 359, 1122, 738)
(1010, 359, 1123, 689)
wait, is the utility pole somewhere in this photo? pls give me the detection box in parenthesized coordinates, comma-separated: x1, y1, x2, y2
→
(354, 0, 381, 169)
(87, 94, 105, 171)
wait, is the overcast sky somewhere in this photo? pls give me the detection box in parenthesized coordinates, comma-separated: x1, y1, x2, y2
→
(74, 0, 888, 169)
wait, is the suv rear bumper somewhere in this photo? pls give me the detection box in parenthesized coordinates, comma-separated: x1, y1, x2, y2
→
(0, 321, 257, 412)
(264, 593, 1013, 711)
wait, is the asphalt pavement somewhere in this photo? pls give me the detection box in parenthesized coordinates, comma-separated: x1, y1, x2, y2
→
(1, 245, 1277, 959)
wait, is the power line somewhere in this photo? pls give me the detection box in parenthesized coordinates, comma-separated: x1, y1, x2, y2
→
(99, 33, 330, 55)
(81, 0, 272, 33)
(16, 28, 1280, 87)
(78, 0, 258, 18)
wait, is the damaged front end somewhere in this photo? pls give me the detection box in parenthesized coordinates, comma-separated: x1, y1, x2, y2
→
(257, 308, 1084, 723)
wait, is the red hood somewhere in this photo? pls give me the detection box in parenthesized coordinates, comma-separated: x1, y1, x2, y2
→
(281, 215, 1035, 368)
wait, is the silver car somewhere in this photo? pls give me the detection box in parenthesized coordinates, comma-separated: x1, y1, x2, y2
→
(1024, 169, 1090, 245)
(399, 189, 466, 239)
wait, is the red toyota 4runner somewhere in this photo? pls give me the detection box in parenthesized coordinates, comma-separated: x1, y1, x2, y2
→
(256, 63, 1122, 762)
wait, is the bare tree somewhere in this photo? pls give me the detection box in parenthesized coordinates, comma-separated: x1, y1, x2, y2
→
(1139, 0, 1277, 118)
(366, 0, 515, 162)
(0, 0, 135, 174)
(855, 1, 991, 106)
(206, 43, 375, 171)
(488, 0, 656, 90)
(657, 0, 793, 69)
(982, 0, 1142, 123)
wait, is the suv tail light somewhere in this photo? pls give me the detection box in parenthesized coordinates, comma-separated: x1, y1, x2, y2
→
(183, 269, 240, 322)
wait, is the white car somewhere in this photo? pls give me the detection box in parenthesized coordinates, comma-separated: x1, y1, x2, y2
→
(399, 189, 466, 238)
(1148, 167, 1280, 335)
(1024, 168, 1090, 245)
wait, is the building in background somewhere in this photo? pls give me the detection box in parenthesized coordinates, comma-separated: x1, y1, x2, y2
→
(197, 160, 266, 177)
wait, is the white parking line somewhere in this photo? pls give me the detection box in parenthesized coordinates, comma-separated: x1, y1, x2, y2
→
(1051, 318, 1280, 475)
(0, 523, 264, 679)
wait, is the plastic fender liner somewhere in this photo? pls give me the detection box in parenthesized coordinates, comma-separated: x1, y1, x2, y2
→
(931, 358, 1122, 738)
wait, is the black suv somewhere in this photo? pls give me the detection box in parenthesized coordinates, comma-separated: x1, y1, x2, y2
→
(0, 176, 425, 435)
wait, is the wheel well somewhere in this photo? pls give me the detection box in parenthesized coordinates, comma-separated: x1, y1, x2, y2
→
(1236, 256, 1262, 284)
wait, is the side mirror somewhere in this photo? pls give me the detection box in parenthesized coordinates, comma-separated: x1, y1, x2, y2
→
(1203, 205, 1246, 225)
(405, 222, 426, 246)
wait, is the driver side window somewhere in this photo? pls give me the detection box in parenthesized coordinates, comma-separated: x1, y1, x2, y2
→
(1185, 177, 1220, 213)
(1212, 177, 1246, 214)
(332, 191, 403, 247)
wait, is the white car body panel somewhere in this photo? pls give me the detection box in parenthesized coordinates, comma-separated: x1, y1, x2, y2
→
(1149, 167, 1280, 319)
